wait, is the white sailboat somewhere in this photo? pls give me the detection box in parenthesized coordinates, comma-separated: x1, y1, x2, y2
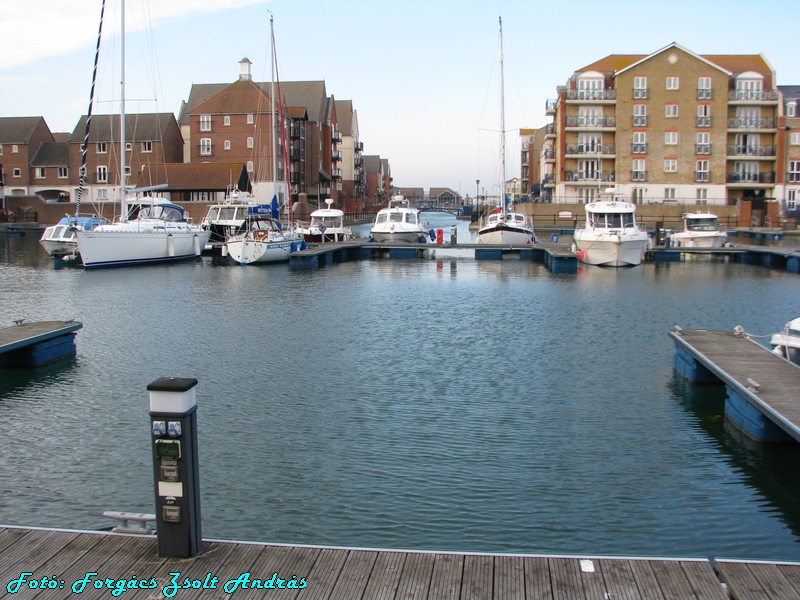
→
(74, 1, 210, 269)
(224, 15, 305, 265)
(476, 17, 536, 246)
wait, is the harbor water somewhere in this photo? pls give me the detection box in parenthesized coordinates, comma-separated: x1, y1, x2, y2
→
(1, 213, 800, 562)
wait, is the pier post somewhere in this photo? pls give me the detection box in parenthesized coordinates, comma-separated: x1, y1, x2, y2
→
(147, 377, 202, 557)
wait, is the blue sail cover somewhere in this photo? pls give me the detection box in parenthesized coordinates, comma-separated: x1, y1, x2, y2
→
(247, 205, 274, 216)
(270, 196, 279, 219)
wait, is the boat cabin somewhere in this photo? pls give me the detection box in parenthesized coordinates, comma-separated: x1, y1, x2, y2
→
(588, 210, 636, 229)
(683, 214, 721, 232)
(310, 213, 344, 230)
(138, 203, 187, 222)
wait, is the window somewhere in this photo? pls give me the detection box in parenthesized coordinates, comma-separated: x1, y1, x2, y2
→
(200, 138, 212, 156)
(224, 116, 231, 126)
(125, 142, 132, 152)
(246, 137, 254, 148)
(97, 188, 108, 200)
(0, 145, 3, 155)
(247, 114, 254, 124)
(633, 104, 647, 126)
(632, 131, 647, 154)
(224, 140, 231, 150)
(787, 103, 796, 118)
(697, 105, 710, 127)
(632, 159, 646, 181)
(665, 132, 678, 145)
(666, 77, 679, 90)
(247, 160, 254, 172)
(632, 188, 644, 204)
(12, 168, 21, 178)
(696, 132, 710, 154)
(789, 161, 800, 183)
(97, 166, 108, 183)
(664, 160, 677, 172)
(696, 160, 710, 182)
(58, 167, 68, 179)
(96, 142, 107, 154)
(141, 141, 152, 153)
(791, 132, 800, 145)
(633, 76, 647, 99)
(666, 104, 678, 118)
(697, 188, 708, 204)
(35, 167, 45, 179)
(200, 114, 211, 132)
(664, 188, 676, 200)
(698, 77, 712, 99)
(788, 189, 797, 210)
(12, 145, 19, 153)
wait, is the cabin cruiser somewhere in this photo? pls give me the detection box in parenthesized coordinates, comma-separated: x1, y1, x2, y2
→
(572, 192, 649, 267)
(669, 212, 727, 248)
(40, 215, 104, 257)
(299, 199, 354, 243)
(476, 207, 536, 245)
(370, 196, 432, 243)
(770, 317, 800, 366)
(201, 189, 258, 251)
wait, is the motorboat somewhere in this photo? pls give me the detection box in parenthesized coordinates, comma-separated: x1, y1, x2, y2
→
(370, 196, 432, 244)
(475, 18, 536, 247)
(225, 205, 307, 265)
(669, 212, 727, 248)
(39, 215, 104, 257)
(201, 189, 258, 251)
(299, 198, 354, 243)
(75, 200, 210, 268)
(572, 191, 650, 267)
(770, 317, 800, 366)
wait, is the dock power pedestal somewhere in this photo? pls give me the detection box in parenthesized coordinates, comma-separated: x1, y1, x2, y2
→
(147, 377, 202, 557)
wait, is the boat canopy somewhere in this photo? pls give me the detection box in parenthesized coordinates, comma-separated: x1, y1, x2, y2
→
(139, 203, 186, 221)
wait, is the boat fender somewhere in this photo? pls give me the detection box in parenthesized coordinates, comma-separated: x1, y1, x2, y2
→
(733, 325, 745, 337)
(429, 229, 436, 240)
(300, 240, 307, 251)
(575, 249, 585, 261)
(418, 236, 427, 243)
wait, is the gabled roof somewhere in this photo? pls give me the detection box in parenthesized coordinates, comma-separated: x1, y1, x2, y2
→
(335, 100, 354, 133)
(613, 43, 732, 77)
(131, 162, 248, 191)
(30, 142, 70, 166)
(0, 116, 49, 144)
(430, 187, 459, 199)
(779, 86, 800, 102)
(190, 78, 274, 115)
(68, 113, 178, 143)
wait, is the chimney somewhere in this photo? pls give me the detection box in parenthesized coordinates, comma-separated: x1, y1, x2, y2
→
(239, 57, 252, 81)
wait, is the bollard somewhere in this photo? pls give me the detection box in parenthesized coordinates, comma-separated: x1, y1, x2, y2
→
(436, 228, 443, 244)
(148, 377, 202, 557)
(450, 225, 457, 246)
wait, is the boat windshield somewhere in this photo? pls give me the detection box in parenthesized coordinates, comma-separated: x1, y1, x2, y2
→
(405, 213, 418, 224)
(686, 218, 719, 231)
(311, 216, 343, 228)
(139, 204, 185, 221)
(218, 207, 238, 221)
(591, 212, 634, 228)
(375, 213, 388, 224)
(389, 212, 403, 223)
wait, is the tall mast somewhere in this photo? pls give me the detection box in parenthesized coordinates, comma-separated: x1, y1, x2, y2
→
(270, 15, 277, 193)
(499, 16, 506, 217)
(120, 0, 127, 221)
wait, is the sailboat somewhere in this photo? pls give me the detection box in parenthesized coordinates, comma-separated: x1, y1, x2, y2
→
(476, 17, 536, 246)
(74, 1, 210, 269)
(224, 15, 306, 265)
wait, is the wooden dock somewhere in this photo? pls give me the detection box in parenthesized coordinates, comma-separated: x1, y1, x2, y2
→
(0, 320, 83, 368)
(670, 328, 800, 441)
(5, 524, 800, 598)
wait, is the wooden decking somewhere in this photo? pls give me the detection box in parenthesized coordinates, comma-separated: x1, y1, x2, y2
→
(0, 320, 82, 355)
(4, 525, 800, 599)
(669, 328, 800, 441)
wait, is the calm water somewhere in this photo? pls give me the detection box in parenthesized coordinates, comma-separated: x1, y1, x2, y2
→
(1, 214, 800, 562)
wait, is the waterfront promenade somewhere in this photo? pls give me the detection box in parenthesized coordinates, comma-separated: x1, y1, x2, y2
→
(5, 524, 800, 599)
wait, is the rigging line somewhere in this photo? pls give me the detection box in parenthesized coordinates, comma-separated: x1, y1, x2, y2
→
(272, 16, 293, 225)
(76, 0, 107, 220)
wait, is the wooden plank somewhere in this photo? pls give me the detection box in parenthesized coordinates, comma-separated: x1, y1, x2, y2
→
(327, 550, 377, 600)
(0, 530, 79, 586)
(775, 564, 800, 594)
(493, 555, 524, 600)
(745, 563, 797, 600)
(293, 547, 349, 600)
(394, 552, 435, 599)
(628, 559, 666, 600)
(428, 553, 462, 600)
(679, 561, 726, 600)
(597, 559, 641, 600)
(648, 559, 697, 599)
(549, 557, 583, 600)
(717, 561, 767, 599)
(576, 558, 607, 599)
(237, 544, 320, 600)
(28, 533, 107, 599)
(361, 550, 405, 600)
(459, 554, 493, 600)
(523, 556, 553, 599)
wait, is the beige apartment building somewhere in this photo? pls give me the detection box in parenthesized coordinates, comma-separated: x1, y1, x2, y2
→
(532, 42, 794, 223)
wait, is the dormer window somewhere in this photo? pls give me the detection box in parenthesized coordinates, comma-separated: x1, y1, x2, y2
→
(788, 102, 797, 118)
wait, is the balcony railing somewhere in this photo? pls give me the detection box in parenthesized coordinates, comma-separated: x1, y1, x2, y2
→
(631, 143, 648, 155)
(632, 116, 648, 127)
(564, 170, 615, 182)
(565, 143, 615, 155)
(543, 149, 556, 159)
(542, 174, 555, 185)
(728, 90, 779, 102)
(565, 89, 616, 101)
(545, 123, 555, 135)
(695, 144, 711, 154)
(727, 117, 777, 129)
(631, 170, 647, 182)
(633, 88, 649, 99)
(545, 99, 557, 112)
(565, 116, 616, 128)
(331, 169, 342, 180)
(290, 127, 305, 140)
(332, 150, 343, 162)
(696, 116, 711, 127)
(290, 172, 304, 184)
(726, 171, 775, 183)
(695, 171, 711, 182)
(697, 89, 712, 100)
(727, 145, 776, 157)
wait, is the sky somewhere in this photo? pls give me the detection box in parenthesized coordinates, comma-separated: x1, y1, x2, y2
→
(1, 0, 798, 197)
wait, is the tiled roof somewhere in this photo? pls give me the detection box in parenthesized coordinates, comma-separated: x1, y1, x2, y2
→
(190, 79, 273, 115)
(335, 100, 354, 132)
(131, 162, 247, 191)
(0, 116, 47, 144)
(30, 142, 70, 166)
(68, 113, 177, 143)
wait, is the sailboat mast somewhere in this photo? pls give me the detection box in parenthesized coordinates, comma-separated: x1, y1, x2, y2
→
(499, 16, 506, 217)
(120, 0, 127, 222)
(270, 15, 277, 196)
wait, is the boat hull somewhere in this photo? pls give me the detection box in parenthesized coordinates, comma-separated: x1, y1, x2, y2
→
(573, 233, 649, 267)
(669, 232, 727, 248)
(76, 228, 210, 268)
(226, 237, 305, 264)
(475, 225, 535, 245)
(370, 230, 428, 244)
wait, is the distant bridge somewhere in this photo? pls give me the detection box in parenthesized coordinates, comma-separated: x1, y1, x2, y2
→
(419, 206, 463, 216)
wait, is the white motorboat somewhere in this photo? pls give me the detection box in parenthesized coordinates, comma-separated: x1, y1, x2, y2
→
(201, 189, 258, 251)
(475, 18, 536, 247)
(299, 199, 354, 243)
(370, 196, 432, 244)
(39, 215, 104, 257)
(76, 200, 210, 269)
(73, 1, 210, 269)
(770, 316, 800, 366)
(225, 206, 306, 265)
(572, 192, 650, 267)
(669, 212, 727, 248)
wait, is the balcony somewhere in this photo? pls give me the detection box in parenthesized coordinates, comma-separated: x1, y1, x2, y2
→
(726, 171, 775, 184)
(290, 149, 306, 161)
(631, 143, 648, 155)
(728, 90, 779, 102)
(695, 144, 711, 155)
(727, 117, 777, 130)
(542, 174, 555, 187)
(332, 132, 342, 144)
(633, 88, 649, 99)
(290, 172, 305, 184)
(697, 89, 712, 100)
(331, 169, 342, 180)
(696, 116, 711, 127)
(631, 170, 647, 182)
(726, 144, 776, 157)
(545, 99, 557, 114)
(545, 123, 556, 137)
(565, 116, 616, 129)
(290, 126, 305, 140)
(565, 89, 616, 102)
(695, 171, 711, 182)
(543, 148, 556, 161)
(332, 150, 342, 162)
(564, 170, 615, 183)
(632, 116, 648, 127)
(565, 143, 615, 156)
